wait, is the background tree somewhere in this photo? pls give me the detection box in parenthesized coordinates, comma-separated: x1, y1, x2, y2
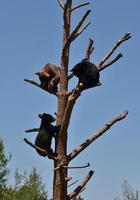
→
(115, 181, 139, 200)
(0, 138, 10, 199)
(2, 168, 48, 200)
(0, 138, 48, 200)
(24, 1, 131, 199)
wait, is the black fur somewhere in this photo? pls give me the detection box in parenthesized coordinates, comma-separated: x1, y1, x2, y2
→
(70, 60, 100, 90)
(35, 113, 59, 157)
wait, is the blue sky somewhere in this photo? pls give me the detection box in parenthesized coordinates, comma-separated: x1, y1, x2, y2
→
(0, 0, 140, 199)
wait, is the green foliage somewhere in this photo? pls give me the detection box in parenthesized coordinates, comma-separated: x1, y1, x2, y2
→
(2, 168, 48, 200)
(0, 138, 10, 199)
(0, 138, 47, 200)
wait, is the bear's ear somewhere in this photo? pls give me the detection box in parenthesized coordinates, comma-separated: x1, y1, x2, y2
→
(38, 113, 43, 118)
(44, 73, 50, 78)
(35, 71, 40, 75)
(38, 113, 47, 119)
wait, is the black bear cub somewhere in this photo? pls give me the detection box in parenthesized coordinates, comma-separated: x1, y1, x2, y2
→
(35, 113, 59, 157)
(35, 63, 60, 92)
(70, 59, 101, 90)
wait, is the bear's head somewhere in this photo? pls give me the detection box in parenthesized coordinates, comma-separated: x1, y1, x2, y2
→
(38, 113, 55, 124)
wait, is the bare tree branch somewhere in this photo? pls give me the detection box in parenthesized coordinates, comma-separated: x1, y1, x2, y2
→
(97, 33, 131, 70)
(58, 0, 65, 9)
(54, 160, 90, 171)
(71, 2, 90, 12)
(68, 170, 94, 199)
(23, 138, 58, 161)
(68, 110, 128, 162)
(68, 10, 91, 42)
(24, 78, 58, 96)
(62, 10, 91, 60)
(64, 162, 90, 169)
(71, 22, 91, 42)
(85, 38, 94, 61)
(68, 180, 79, 188)
(25, 128, 39, 133)
(98, 53, 123, 71)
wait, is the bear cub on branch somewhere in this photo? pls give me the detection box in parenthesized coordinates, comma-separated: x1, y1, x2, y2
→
(70, 59, 101, 90)
(35, 63, 60, 92)
(35, 113, 60, 157)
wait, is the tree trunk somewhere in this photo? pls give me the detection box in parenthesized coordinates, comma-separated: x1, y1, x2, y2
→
(53, 1, 72, 200)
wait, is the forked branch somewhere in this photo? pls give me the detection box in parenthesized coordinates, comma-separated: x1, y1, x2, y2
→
(68, 10, 91, 42)
(71, 2, 90, 12)
(68, 170, 94, 199)
(71, 22, 91, 42)
(68, 110, 128, 162)
(97, 33, 131, 71)
(23, 138, 57, 161)
(99, 53, 123, 71)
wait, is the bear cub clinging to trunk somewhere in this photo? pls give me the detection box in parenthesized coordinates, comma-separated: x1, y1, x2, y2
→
(35, 113, 60, 157)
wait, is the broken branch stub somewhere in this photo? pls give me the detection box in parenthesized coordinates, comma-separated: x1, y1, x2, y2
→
(68, 170, 94, 199)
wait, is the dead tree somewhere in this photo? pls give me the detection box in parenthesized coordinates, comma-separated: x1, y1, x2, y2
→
(24, 1, 131, 200)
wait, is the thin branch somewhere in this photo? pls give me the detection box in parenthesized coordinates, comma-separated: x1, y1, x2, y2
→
(64, 162, 90, 169)
(69, 10, 91, 42)
(98, 53, 123, 71)
(68, 110, 128, 162)
(97, 33, 131, 70)
(71, 22, 91, 42)
(79, 187, 86, 194)
(65, 177, 73, 182)
(71, 2, 90, 12)
(68, 180, 79, 188)
(62, 10, 91, 59)
(23, 138, 57, 161)
(68, 170, 94, 199)
(85, 38, 94, 61)
(58, 0, 65, 9)
(24, 78, 58, 96)
(25, 128, 39, 133)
